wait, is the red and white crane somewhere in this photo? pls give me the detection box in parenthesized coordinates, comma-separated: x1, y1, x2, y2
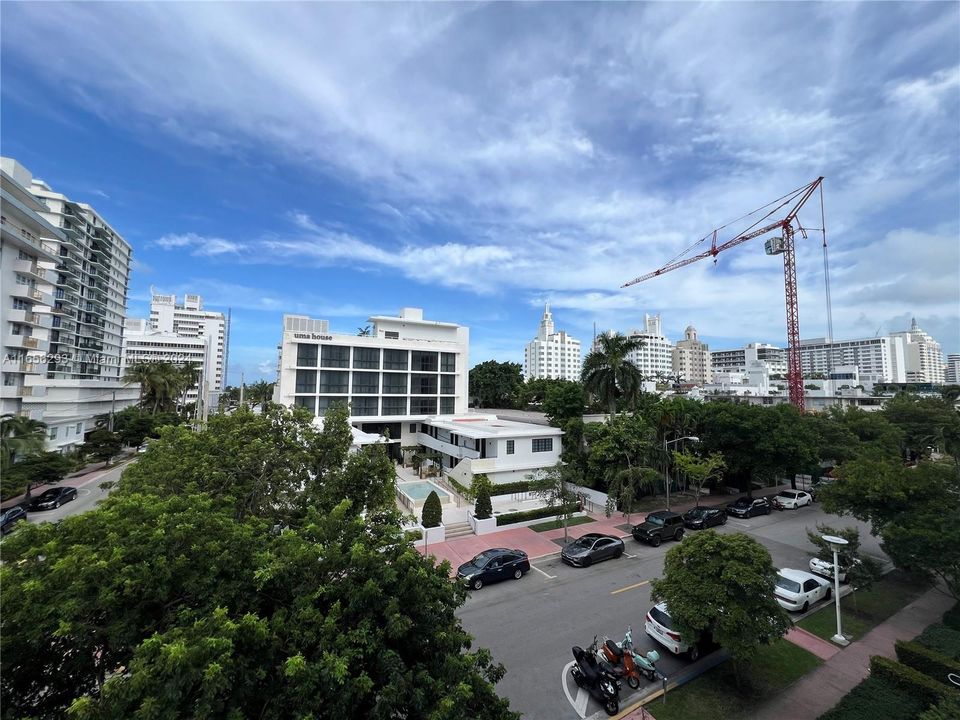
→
(621, 177, 828, 411)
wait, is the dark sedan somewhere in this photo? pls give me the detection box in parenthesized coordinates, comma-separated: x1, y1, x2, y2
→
(682, 506, 726, 529)
(456, 548, 530, 590)
(725, 497, 771, 518)
(561, 533, 625, 567)
(1, 506, 28, 534)
(28, 486, 78, 511)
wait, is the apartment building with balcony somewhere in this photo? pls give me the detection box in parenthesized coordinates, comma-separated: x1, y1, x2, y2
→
(1, 157, 137, 451)
(799, 335, 907, 384)
(148, 292, 227, 391)
(711, 343, 788, 377)
(889, 319, 946, 384)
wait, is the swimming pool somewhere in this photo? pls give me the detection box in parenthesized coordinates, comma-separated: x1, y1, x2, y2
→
(398, 481, 449, 503)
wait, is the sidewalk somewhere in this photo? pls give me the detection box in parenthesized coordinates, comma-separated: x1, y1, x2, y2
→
(0, 453, 136, 510)
(417, 485, 791, 571)
(748, 584, 956, 720)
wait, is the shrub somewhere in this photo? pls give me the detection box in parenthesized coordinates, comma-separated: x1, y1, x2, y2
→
(496, 502, 578, 527)
(818, 675, 923, 720)
(489, 480, 533, 496)
(915, 624, 960, 662)
(421, 491, 443, 528)
(474, 485, 492, 520)
(942, 603, 960, 631)
(918, 696, 960, 720)
(447, 476, 471, 497)
(868, 655, 951, 709)
(896, 640, 960, 686)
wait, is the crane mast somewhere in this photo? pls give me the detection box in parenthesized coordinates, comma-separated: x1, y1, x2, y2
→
(621, 177, 825, 412)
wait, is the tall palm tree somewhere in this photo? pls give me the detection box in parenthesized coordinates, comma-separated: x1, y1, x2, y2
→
(581, 333, 645, 415)
(123, 362, 155, 414)
(247, 380, 275, 409)
(148, 362, 184, 414)
(0, 414, 48, 470)
(177, 362, 201, 411)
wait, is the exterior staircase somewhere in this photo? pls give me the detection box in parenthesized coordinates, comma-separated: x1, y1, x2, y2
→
(444, 521, 473, 539)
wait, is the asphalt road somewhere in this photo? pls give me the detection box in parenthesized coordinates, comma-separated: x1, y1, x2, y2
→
(457, 504, 887, 720)
(23, 461, 131, 526)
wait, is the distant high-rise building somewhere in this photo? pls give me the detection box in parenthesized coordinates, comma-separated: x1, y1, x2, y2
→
(673, 325, 712, 385)
(711, 343, 787, 377)
(523, 304, 582, 382)
(946, 354, 959, 385)
(148, 292, 227, 391)
(606, 314, 674, 380)
(1, 157, 137, 451)
(799, 336, 906, 383)
(889, 319, 945, 384)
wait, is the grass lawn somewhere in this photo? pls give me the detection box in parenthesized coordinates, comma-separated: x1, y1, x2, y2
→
(797, 570, 929, 643)
(647, 639, 822, 720)
(529, 515, 595, 532)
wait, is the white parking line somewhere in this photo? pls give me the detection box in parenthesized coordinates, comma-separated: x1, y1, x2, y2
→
(561, 661, 590, 719)
(623, 552, 637, 558)
(531, 564, 557, 579)
(728, 520, 751, 528)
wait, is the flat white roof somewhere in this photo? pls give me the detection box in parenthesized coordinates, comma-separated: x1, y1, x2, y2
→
(425, 413, 563, 439)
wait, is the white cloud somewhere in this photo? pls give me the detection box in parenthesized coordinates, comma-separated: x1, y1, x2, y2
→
(154, 232, 242, 256)
(887, 67, 960, 114)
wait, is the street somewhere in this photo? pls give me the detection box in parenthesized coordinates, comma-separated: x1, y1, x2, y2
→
(22, 461, 132, 526)
(457, 504, 885, 720)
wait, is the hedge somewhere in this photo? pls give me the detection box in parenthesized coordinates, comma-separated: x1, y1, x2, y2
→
(818, 675, 923, 720)
(915, 623, 960, 662)
(896, 640, 960, 687)
(868, 655, 951, 709)
(447, 476, 471, 497)
(496, 503, 579, 527)
(942, 602, 960, 631)
(489, 480, 534, 496)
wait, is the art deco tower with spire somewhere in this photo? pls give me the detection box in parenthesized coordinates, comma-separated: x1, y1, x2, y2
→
(523, 303, 582, 382)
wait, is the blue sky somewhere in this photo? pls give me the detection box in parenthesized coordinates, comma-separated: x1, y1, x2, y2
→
(2, 2, 958, 383)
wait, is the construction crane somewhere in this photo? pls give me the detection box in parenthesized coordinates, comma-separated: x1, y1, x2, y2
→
(621, 177, 827, 412)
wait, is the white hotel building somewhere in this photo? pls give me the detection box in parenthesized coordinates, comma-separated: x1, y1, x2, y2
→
(799, 336, 907, 384)
(625, 314, 674, 379)
(523, 304, 582, 382)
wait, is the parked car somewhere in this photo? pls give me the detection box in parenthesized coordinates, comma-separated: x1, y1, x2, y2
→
(561, 533, 625, 567)
(809, 556, 860, 583)
(771, 490, 812, 510)
(28, 486, 78, 511)
(1, 506, 28, 535)
(774, 568, 831, 612)
(809, 477, 836, 501)
(645, 602, 712, 661)
(682, 507, 726, 530)
(631, 511, 684, 547)
(456, 548, 530, 590)
(725, 497, 771, 518)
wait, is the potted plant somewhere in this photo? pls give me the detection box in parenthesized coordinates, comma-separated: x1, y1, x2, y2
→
(419, 490, 445, 546)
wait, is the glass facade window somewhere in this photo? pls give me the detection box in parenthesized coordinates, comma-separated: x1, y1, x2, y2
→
(410, 397, 438, 415)
(294, 395, 316, 414)
(439, 397, 455, 414)
(383, 349, 408, 370)
(411, 351, 438, 372)
(532, 438, 554, 453)
(318, 397, 348, 412)
(382, 397, 407, 415)
(353, 347, 380, 369)
(295, 369, 317, 393)
(352, 371, 379, 394)
(441, 352, 456, 372)
(440, 375, 456, 394)
(319, 370, 349, 393)
(506, 440, 515, 455)
(382, 373, 407, 394)
(296, 343, 318, 367)
(352, 397, 378, 416)
(411, 374, 438, 394)
(321, 345, 350, 368)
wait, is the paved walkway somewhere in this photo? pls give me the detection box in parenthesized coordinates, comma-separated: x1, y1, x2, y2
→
(748, 584, 956, 720)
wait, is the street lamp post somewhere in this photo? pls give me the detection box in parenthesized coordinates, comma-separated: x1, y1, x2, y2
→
(664, 436, 700, 510)
(822, 534, 849, 646)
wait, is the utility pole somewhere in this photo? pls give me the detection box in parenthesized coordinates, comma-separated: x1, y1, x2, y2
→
(239, 371, 245, 406)
(108, 390, 116, 431)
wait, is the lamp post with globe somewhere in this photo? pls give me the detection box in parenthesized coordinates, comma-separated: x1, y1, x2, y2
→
(822, 534, 849, 646)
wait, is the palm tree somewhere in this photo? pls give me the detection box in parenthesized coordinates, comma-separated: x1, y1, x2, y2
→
(123, 362, 154, 414)
(246, 380, 275, 409)
(1, 414, 48, 471)
(177, 362, 201, 411)
(150, 363, 184, 414)
(581, 333, 645, 415)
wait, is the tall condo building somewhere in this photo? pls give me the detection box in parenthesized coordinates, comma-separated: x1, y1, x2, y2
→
(799, 336, 906, 383)
(523, 304, 582, 382)
(274, 307, 469, 449)
(148, 292, 226, 391)
(889, 319, 945, 384)
(672, 325, 712, 385)
(1, 157, 137, 451)
(946, 354, 960, 385)
(711, 343, 788, 377)
(611, 314, 673, 379)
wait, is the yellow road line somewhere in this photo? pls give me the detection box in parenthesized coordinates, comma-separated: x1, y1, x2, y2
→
(611, 579, 650, 595)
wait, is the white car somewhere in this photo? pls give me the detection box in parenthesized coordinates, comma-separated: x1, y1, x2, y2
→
(809, 556, 859, 583)
(645, 602, 703, 661)
(772, 490, 812, 510)
(775, 569, 831, 612)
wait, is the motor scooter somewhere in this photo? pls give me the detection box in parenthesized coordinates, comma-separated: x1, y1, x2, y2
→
(570, 643, 621, 716)
(599, 626, 659, 687)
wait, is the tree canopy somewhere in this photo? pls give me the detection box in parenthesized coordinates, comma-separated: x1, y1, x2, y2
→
(581, 332, 645, 415)
(469, 360, 524, 408)
(1, 404, 519, 720)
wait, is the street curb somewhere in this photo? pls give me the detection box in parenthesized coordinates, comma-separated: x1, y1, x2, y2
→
(71, 457, 137, 489)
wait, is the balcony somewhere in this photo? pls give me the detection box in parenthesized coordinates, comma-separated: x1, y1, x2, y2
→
(8, 310, 50, 328)
(5, 334, 42, 350)
(20, 385, 47, 398)
(13, 260, 49, 282)
(55, 289, 80, 307)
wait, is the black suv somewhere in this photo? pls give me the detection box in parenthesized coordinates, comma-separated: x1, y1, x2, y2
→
(632, 511, 684, 547)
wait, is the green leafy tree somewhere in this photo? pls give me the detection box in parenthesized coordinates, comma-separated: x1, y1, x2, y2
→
(585, 412, 656, 492)
(421, 491, 443, 528)
(651, 531, 791, 683)
(79, 429, 123, 465)
(0, 451, 73, 501)
(246, 379, 275, 409)
(805, 523, 883, 590)
(0, 414, 47, 471)
(883, 394, 960, 462)
(542, 381, 586, 427)
(469, 361, 523, 409)
(474, 485, 493, 520)
(528, 463, 577, 543)
(581, 332, 645, 415)
(122, 362, 154, 414)
(672, 450, 726, 506)
(605, 466, 658, 525)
